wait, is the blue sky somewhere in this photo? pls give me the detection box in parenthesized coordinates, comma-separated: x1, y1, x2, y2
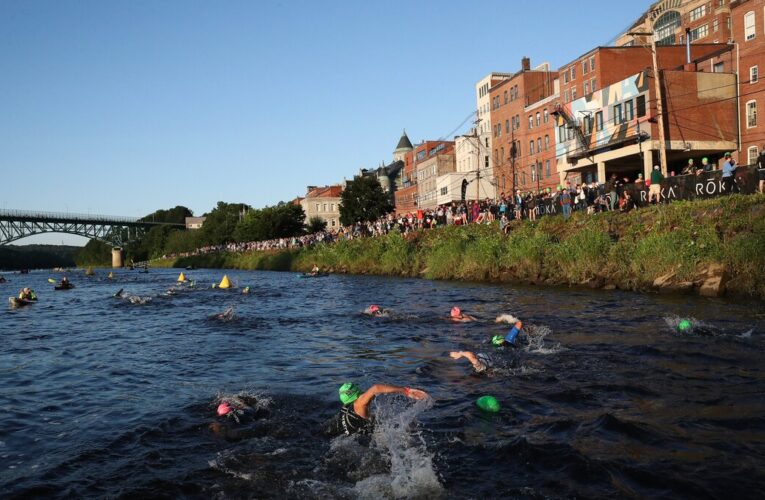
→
(1, 0, 642, 245)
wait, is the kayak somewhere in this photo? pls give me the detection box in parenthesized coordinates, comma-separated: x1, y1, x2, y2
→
(9, 297, 36, 307)
(300, 272, 329, 278)
(54, 285, 75, 290)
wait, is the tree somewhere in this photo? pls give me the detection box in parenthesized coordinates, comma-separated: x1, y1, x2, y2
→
(339, 176, 392, 226)
(199, 202, 250, 245)
(139, 206, 193, 224)
(306, 216, 327, 234)
(234, 203, 306, 242)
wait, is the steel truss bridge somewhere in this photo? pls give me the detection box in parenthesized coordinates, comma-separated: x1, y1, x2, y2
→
(0, 210, 184, 246)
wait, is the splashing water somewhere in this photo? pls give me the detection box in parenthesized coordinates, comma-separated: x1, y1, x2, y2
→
(352, 396, 442, 499)
(214, 306, 235, 322)
(523, 325, 561, 355)
(495, 314, 520, 324)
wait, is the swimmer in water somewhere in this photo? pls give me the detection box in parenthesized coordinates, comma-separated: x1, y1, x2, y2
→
(242, 286, 250, 294)
(449, 306, 477, 322)
(363, 304, 390, 317)
(210, 395, 266, 440)
(329, 383, 428, 436)
(114, 289, 124, 298)
(449, 321, 523, 373)
(215, 306, 234, 321)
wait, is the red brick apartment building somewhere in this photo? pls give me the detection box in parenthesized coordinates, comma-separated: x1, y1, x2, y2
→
(489, 58, 559, 194)
(732, 0, 765, 165)
(394, 140, 454, 213)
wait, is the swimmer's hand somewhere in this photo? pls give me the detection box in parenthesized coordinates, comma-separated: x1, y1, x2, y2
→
(404, 387, 428, 400)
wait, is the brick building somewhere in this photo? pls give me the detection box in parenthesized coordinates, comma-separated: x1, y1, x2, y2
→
(732, 0, 765, 165)
(414, 141, 455, 210)
(555, 69, 737, 183)
(488, 58, 559, 194)
(616, 0, 734, 48)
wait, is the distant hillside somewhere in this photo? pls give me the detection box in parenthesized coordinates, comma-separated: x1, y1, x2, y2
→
(0, 244, 80, 270)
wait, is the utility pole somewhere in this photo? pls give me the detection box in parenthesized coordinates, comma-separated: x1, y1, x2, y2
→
(536, 159, 541, 194)
(630, 27, 668, 176)
(510, 129, 517, 195)
(473, 116, 482, 202)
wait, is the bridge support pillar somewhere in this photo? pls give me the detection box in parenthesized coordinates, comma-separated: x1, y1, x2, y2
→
(111, 247, 124, 268)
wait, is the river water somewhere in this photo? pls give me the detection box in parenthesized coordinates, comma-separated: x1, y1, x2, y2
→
(1, 269, 764, 499)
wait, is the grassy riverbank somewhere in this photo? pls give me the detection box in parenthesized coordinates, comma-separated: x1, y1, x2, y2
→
(152, 194, 765, 299)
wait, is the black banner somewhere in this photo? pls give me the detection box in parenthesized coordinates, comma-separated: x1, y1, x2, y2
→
(531, 166, 761, 218)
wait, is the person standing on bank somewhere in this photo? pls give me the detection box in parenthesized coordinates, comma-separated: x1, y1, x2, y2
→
(722, 152, 737, 194)
(758, 146, 765, 194)
(649, 165, 664, 204)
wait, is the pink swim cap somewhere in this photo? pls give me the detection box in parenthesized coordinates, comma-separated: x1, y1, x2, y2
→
(369, 304, 379, 313)
(217, 402, 232, 416)
(451, 306, 461, 318)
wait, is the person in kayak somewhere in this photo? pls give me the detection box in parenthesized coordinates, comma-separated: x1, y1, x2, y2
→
(450, 306, 476, 322)
(330, 382, 428, 436)
(18, 287, 37, 301)
(57, 277, 73, 289)
(310, 263, 321, 276)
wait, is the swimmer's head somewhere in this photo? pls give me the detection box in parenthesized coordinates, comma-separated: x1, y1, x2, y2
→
(339, 382, 361, 405)
(451, 306, 461, 318)
(368, 304, 379, 313)
(217, 401, 232, 416)
(491, 335, 505, 346)
(677, 319, 692, 332)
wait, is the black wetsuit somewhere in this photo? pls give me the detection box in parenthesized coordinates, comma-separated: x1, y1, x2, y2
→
(332, 405, 372, 436)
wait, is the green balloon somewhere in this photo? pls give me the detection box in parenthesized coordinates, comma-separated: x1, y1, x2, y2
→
(678, 319, 692, 332)
(476, 395, 500, 413)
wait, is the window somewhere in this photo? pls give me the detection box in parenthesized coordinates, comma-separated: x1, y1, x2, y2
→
(529, 115, 534, 129)
(500, 147, 504, 163)
(536, 112, 541, 126)
(613, 103, 623, 125)
(714, 62, 725, 73)
(571, 88, 577, 101)
(497, 123, 501, 137)
(747, 100, 757, 128)
(583, 60, 589, 74)
(531, 164, 536, 182)
(713, 18, 719, 32)
(537, 138, 542, 152)
(504, 90, 508, 104)
(584, 81, 590, 95)
(636, 95, 646, 117)
(571, 66, 576, 79)
(689, 5, 706, 22)
(331, 219, 336, 227)
(544, 109, 549, 123)
(625, 100, 634, 121)
(654, 10, 681, 45)
(544, 135, 550, 151)
(331, 203, 335, 211)
(751, 66, 759, 83)
(748, 146, 759, 165)
(591, 78, 597, 92)
(529, 140, 535, 155)
(564, 89, 570, 102)
(522, 171, 526, 185)
(505, 119, 510, 133)
(690, 24, 709, 41)
(590, 56, 596, 71)
(583, 115, 592, 135)
(441, 186, 448, 195)
(595, 111, 604, 131)
(745, 11, 755, 40)
(564, 71, 569, 84)
(485, 155, 489, 168)
(315, 203, 320, 211)
(494, 149, 499, 164)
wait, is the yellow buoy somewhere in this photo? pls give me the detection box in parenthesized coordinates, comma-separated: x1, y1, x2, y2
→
(218, 275, 231, 289)
(177, 272, 186, 282)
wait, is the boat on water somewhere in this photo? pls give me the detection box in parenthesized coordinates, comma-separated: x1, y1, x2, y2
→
(300, 272, 329, 278)
(54, 284, 75, 291)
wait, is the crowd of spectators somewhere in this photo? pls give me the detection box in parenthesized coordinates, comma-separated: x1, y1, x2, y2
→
(162, 156, 763, 260)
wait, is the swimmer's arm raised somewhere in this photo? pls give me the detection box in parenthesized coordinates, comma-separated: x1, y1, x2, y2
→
(449, 351, 485, 371)
(354, 384, 429, 419)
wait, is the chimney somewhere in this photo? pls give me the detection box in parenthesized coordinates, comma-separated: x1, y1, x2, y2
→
(521, 57, 531, 71)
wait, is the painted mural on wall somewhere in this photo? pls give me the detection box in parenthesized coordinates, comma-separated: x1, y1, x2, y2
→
(555, 71, 651, 160)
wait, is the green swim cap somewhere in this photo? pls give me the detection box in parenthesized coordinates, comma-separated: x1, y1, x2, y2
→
(339, 383, 361, 405)
(491, 335, 505, 346)
(476, 395, 500, 413)
(677, 319, 692, 332)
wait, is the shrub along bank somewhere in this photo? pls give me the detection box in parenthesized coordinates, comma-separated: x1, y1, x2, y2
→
(153, 194, 765, 300)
